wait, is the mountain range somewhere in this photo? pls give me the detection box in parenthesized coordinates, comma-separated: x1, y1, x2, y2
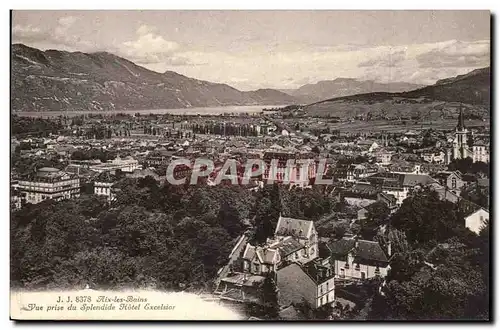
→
(11, 44, 297, 112)
(304, 67, 490, 119)
(281, 79, 425, 104)
(11, 44, 490, 117)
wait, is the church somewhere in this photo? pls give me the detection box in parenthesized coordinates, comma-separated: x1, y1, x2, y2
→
(449, 105, 489, 164)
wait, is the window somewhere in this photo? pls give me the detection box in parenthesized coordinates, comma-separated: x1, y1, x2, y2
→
(326, 282, 329, 291)
(375, 266, 380, 275)
(452, 177, 457, 189)
(355, 264, 360, 271)
(253, 263, 259, 273)
(345, 263, 350, 269)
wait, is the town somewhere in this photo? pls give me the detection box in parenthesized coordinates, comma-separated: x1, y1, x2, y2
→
(10, 104, 490, 320)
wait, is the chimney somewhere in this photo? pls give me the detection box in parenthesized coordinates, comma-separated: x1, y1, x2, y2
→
(387, 241, 392, 257)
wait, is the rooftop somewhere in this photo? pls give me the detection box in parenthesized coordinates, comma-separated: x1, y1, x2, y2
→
(275, 216, 314, 239)
(325, 237, 389, 266)
(268, 236, 304, 258)
(219, 273, 266, 287)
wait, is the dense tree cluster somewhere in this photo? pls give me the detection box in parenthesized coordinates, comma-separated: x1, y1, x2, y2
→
(70, 149, 118, 162)
(11, 154, 66, 177)
(448, 158, 489, 177)
(11, 182, 249, 291)
(190, 122, 264, 137)
(12, 115, 64, 137)
(251, 184, 338, 244)
(11, 179, 342, 291)
(366, 189, 490, 320)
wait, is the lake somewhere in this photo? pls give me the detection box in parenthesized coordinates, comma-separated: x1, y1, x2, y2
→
(13, 105, 283, 118)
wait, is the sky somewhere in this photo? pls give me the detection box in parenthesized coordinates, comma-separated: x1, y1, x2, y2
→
(12, 10, 491, 91)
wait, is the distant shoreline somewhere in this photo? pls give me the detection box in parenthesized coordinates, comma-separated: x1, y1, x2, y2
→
(12, 105, 286, 118)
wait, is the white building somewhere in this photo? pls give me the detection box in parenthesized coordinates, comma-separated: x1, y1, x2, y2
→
(18, 167, 80, 204)
(465, 208, 489, 234)
(89, 156, 141, 173)
(323, 237, 390, 281)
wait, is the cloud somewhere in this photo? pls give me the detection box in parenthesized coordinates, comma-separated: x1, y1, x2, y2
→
(358, 49, 407, 67)
(116, 25, 206, 67)
(12, 24, 47, 43)
(12, 16, 91, 50)
(416, 40, 490, 68)
(10, 16, 491, 90)
(58, 16, 78, 27)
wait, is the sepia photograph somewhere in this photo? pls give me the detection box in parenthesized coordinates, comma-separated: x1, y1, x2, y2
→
(9, 9, 491, 321)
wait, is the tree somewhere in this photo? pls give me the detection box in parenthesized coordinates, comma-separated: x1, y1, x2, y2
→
(360, 201, 390, 240)
(253, 197, 274, 244)
(390, 189, 463, 244)
(261, 271, 279, 319)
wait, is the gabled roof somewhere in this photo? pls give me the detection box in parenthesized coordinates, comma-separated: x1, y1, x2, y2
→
(242, 243, 280, 264)
(275, 216, 314, 239)
(355, 240, 389, 264)
(269, 237, 304, 258)
(326, 238, 356, 257)
(464, 207, 489, 218)
(326, 237, 389, 265)
(434, 171, 463, 181)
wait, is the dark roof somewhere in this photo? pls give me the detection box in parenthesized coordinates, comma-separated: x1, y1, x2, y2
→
(354, 240, 389, 264)
(326, 238, 356, 257)
(351, 183, 380, 195)
(433, 171, 463, 181)
(269, 237, 304, 258)
(402, 174, 436, 187)
(378, 192, 397, 205)
(303, 259, 334, 284)
(23, 168, 77, 182)
(326, 237, 389, 265)
(318, 241, 332, 259)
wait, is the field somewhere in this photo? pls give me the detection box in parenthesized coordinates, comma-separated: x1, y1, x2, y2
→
(305, 98, 489, 123)
(322, 118, 490, 133)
